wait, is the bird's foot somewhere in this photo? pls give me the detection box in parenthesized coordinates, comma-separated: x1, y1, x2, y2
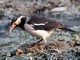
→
(31, 42, 36, 47)
(43, 43, 51, 50)
(31, 39, 43, 47)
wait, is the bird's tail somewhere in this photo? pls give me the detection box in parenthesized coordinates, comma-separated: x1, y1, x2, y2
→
(59, 27, 76, 33)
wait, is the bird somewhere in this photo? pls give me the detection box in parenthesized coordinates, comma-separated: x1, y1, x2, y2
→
(9, 14, 75, 46)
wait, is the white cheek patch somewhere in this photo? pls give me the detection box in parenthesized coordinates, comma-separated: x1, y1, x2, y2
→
(15, 19, 21, 25)
(15, 16, 24, 25)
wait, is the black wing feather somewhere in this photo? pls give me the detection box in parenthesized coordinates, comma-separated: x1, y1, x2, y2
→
(27, 14, 63, 31)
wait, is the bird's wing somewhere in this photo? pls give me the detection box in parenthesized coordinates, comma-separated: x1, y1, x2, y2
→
(27, 14, 63, 31)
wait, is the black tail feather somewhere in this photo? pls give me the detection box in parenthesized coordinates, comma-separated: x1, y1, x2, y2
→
(59, 27, 76, 33)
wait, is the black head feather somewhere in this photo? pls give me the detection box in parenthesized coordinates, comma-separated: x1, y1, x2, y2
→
(10, 16, 26, 26)
(10, 17, 17, 25)
(10, 15, 20, 26)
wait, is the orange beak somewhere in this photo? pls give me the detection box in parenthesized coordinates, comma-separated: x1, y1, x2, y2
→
(9, 23, 17, 32)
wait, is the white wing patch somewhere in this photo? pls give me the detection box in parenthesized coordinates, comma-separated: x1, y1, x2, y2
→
(32, 22, 48, 26)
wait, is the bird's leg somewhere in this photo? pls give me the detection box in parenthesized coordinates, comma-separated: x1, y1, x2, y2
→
(36, 38, 43, 44)
(44, 39, 48, 45)
(31, 38, 43, 47)
(43, 38, 50, 50)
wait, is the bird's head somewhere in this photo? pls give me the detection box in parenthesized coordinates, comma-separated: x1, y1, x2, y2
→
(9, 16, 26, 32)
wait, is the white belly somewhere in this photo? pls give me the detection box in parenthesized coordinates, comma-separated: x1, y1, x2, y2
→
(30, 30, 53, 40)
(33, 30, 50, 37)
